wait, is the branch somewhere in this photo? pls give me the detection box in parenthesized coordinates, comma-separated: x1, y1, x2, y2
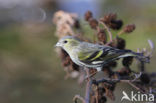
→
(125, 81, 145, 93)
(85, 69, 92, 103)
(73, 95, 85, 103)
(85, 80, 92, 103)
(99, 21, 113, 42)
(92, 73, 146, 93)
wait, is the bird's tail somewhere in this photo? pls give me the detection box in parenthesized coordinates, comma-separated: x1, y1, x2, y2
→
(131, 52, 150, 63)
(119, 50, 150, 63)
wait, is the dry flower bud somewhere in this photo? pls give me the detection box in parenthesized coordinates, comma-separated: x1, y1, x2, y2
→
(98, 87, 106, 95)
(108, 40, 116, 47)
(97, 29, 107, 44)
(109, 20, 123, 30)
(53, 11, 77, 38)
(89, 68, 97, 74)
(104, 85, 115, 100)
(108, 84, 116, 91)
(71, 62, 79, 71)
(62, 56, 71, 67)
(84, 10, 93, 21)
(89, 18, 98, 29)
(100, 13, 123, 30)
(107, 61, 117, 68)
(60, 49, 69, 59)
(92, 79, 98, 85)
(122, 56, 133, 67)
(98, 96, 107, 103)
(90, 96, 96, 103)
(100, 13, 117, 24)
(74, 19, 80, 29)
(123, 24, 135, 33)
(116, 37, 126, 49)
(102, 67, 114, 77)
(140, 73, 150, 84)
(117, 67, 131, 76)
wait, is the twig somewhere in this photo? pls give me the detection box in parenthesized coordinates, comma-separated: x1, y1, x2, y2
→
(147, 39, 154, 57)
(131, 72, 142, 82)
(99, 21, 113, 42)
(85, 80, 92, 103)
(95, 86, 99, 103)
(73, 95, 85, 103)
(85, 68, 92, 103)
(94, 77, 136, 84)
(127, 82, 145, 93)
(93, 29, 98, 43)
(93, 75, 146, 93)
(117, 30, 124, 36)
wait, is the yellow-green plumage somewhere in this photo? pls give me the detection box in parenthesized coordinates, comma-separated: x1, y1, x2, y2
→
(55, 36, 149, 71)
(91, 50, 103, 60)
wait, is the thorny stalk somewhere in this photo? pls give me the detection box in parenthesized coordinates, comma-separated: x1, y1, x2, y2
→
(53, 10, 156, 103)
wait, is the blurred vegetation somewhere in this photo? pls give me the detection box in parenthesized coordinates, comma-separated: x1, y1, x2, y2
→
(0, 0, 156, 103)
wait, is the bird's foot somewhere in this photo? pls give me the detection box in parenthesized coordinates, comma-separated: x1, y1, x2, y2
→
(85, 70, 97, 80)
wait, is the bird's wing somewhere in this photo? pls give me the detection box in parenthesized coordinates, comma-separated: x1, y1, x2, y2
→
(78, 44, 123, 65)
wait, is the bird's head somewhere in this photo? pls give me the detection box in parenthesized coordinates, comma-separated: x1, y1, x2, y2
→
(55, 36, 81, 51)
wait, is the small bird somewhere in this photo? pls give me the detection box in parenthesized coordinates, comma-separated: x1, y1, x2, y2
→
(55, 36, 149, 71)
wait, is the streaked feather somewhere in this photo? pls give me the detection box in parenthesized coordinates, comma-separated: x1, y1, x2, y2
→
(56, 36, 149, 71)
(77, 43, 128, 66)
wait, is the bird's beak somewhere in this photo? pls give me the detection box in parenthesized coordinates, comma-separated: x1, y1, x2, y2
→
(55, 42, 61, 47)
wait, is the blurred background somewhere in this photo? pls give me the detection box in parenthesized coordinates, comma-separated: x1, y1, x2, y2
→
(0, 0, 156, 103)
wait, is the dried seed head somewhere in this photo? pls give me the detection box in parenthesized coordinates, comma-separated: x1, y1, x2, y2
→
(123, 24, 135, 33)
(102, 67, 114, 77)
(92, 79, 98, 85)
(60, 49, 73, 67)
(105, 83, 116, 91)
(98, 87, 106, 95)
(62, 56, 72, 67)
(74, 19, 80, 29)
(84, 10, 93, 21)
(110, 85, 115, 91)
(108, 61, 117, 68)
(104, 85, 115, 100)
(98, 96, 107, 103)
(53, 11, 77, 38)
(90, 96, 96, 103)
(108, 40, 117, 47)
(100, 13, 123, 30)
(140, 73, 150, 84)
(100, 13, 117, 24)
(97, 29, 107, 44)
(60, 49, 69, 59)
(109, 20, 123, 30)
(89, 68, 97, 74)
(89, 18, 98, 29)
(122, 57, 133, 67)
(116, 37, 126, 49)
(71, 62, 79, 71)
(118, 67, 131, 76)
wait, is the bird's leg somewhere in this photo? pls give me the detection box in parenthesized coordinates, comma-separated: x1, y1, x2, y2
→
(85, 68, 90, 81)
(85, 69, 98, 80)
(89, 71, 97, 78)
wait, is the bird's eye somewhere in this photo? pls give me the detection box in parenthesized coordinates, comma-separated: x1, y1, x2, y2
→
(63, 40, 68, 43)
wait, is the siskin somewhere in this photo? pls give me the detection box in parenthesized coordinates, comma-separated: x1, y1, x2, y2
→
(55, 36, 149, 71)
